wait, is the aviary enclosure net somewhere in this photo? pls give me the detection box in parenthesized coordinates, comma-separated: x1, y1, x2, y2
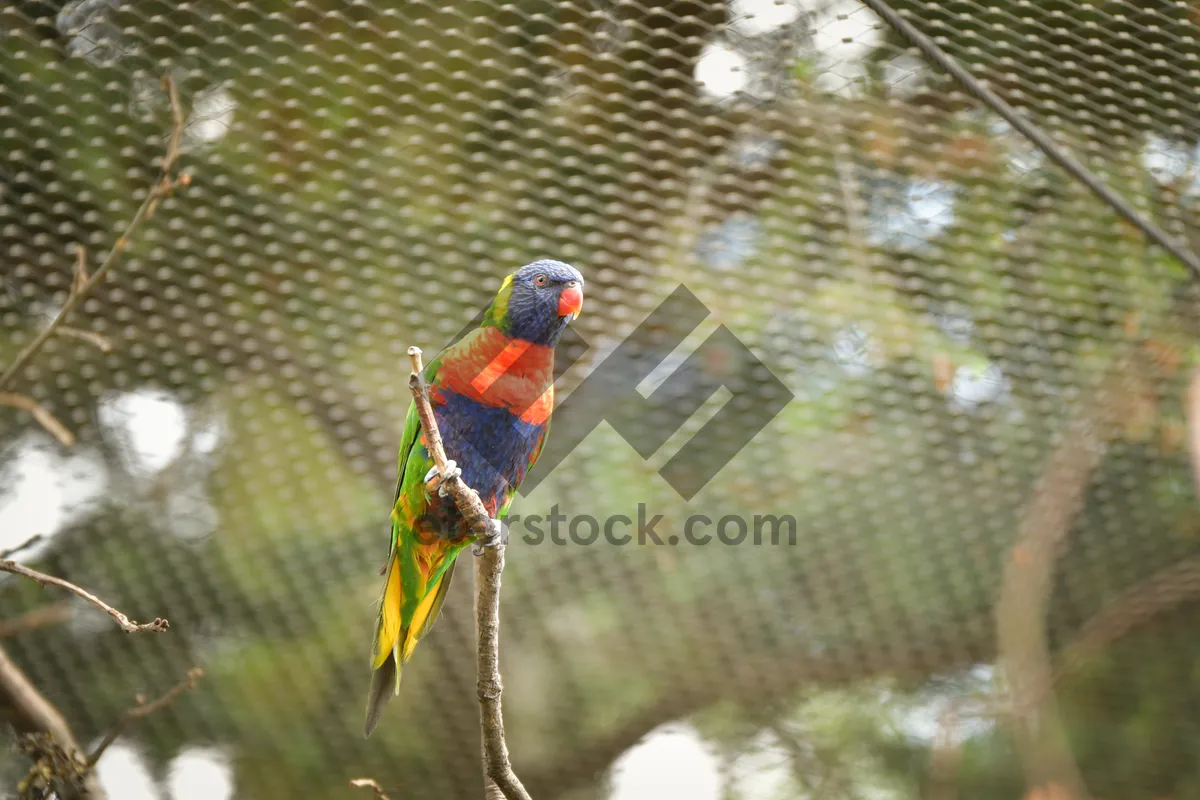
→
(3, 1, 1200, 799)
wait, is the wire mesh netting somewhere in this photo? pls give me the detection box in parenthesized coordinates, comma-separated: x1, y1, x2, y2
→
(3, 1, 1200, 798)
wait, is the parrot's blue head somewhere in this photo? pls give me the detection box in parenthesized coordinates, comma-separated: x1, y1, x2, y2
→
(491, 259, 585, 347)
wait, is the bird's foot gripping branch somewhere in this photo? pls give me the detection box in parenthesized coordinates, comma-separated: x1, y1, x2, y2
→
(473, 519, 509, 556)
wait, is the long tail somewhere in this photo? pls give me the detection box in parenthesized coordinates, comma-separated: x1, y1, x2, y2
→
(364, 548, 457, 737)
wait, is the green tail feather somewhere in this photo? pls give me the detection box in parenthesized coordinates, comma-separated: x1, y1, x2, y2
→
(364, 654, 398, 738)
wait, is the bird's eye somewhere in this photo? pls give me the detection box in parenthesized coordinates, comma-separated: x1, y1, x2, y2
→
(534, 274, 548, 286)
(566, 280, 577, 288)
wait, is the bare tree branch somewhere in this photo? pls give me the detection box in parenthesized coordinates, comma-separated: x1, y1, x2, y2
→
(349, 778, 395, 800)
(55, 327, 113, 354)
(0, 76, 189, 800)
(0, 644, 107, 800)
(475, 550, 520, 800)
(0, 603, 72, 639)
(1057, 556, 1200, 677)
(0, 76, 188, 440)
(0, 535, 45, 561)
(86, 667, 205, 766)
(995, 357, 1153, 798)
(406, 346, 532, 800)
(0, 559, 168, 634)
(0, 393, 75, 447)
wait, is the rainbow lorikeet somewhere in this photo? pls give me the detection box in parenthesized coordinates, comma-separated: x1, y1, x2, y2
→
(364, 259, 585, 736)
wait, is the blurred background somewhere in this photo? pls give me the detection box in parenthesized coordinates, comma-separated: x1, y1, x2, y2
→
(3, 0, 1200, 798)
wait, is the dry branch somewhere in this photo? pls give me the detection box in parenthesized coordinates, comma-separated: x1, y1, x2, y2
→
(475, 551, 521, 800)
(0, 76, 187, 443)
(406, 346, 531, 800)
(349, 778, 395, 800)
(55, 327, 113, 353)
(0, 76, 188, 800)
(0, 393, 75, 447)
(86, 667, 205, 766)
(0, 603, 72, 639)
(1057, 556, 1200, 677)
(6, 664, 201, 800)
(995, 358, 1153, 798)
(0, 535, 46, 560)
(0, 559, 168, 634)
(0, 644, 107, 800)
(0, 78, 181, 636)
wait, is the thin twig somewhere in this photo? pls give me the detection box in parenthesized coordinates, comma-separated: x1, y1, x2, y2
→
(0, 603, 72, 639)
(86, 667, 204, 766)
(72, 246, 88, 292)
(56, 327, 113, 353)
(0, 560, 168, 634)
(859, 0, 1200, 281)
(0, 393, 74, 447)
(0, 76, 187, 395)
(349, 778, 395, 800)
(0, 534, 45, 560)
(406, 346, 532, 800)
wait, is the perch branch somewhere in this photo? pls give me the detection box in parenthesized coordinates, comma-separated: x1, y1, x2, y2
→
(0, 559, 168, 634)
(86, 667, 204, 766)
(0, 76, 188, 441)
(349, 778, 395, 800)
(405, 347, 492, 536)
(406, 346, 532, 800)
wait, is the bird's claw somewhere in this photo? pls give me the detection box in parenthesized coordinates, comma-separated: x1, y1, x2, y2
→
(472, 518, 508, 555)
(423, 461, 462, 498)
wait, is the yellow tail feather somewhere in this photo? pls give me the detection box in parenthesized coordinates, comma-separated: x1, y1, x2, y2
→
(372, 553, 403, 670)
(364, 550, 458, 736)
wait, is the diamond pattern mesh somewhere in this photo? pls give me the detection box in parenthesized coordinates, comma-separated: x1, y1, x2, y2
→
(2, 1, 1200, 799)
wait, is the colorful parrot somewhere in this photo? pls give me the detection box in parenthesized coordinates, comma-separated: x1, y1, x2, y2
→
(364, 259, 585, 736)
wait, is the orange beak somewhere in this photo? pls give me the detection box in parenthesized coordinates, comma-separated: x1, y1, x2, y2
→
(558, 285, 583, 320)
